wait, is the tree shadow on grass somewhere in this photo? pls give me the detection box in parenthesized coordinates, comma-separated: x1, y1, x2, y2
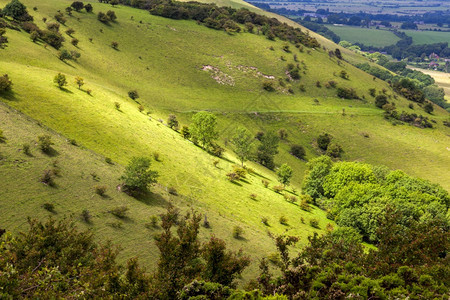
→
(42, 147, 60, 157)
(132, 190, 169, 207)
(58, 87, 74, 94)
(0, 90, 18, 101)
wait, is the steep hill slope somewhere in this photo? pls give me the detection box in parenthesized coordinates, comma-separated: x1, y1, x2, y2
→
(0, 0, 449, 280)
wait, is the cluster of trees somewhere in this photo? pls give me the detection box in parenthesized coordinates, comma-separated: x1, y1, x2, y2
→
(303, 156, 449, 243)
(115, 0, 320, 48)
(1, 200, 448, 298)
(98, 10, 117, 23)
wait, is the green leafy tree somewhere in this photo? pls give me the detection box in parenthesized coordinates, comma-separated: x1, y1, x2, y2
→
(302, 155, 333, 200)
(58, 49, 72, 61)
(317, 133, 331, 150)
(74, 76, 84, 89)
(120, 157, 158, 194)
(190, 111, 218, 149)
(167, 114, 179, 129)
(84, 3, 93, 12)
(424, 102, 434, 114)
(128, 90, 139, 100)
(277, 163, 293, 187)
(3, 0, 30, 21)
(231, 127, 254, 166)
(71, 1, 84, 11)
(375, 94, 388, 108)
(256, 131, 279, 169)
(53, 73, 67, 88)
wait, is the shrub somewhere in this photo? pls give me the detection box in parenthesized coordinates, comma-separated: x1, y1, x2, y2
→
(289, 196, 297, 203)
(71, 1, 84, 11)
(279, 215, 288, 225)
(149, 215, 159, 228)
(327, 80, 337, 88)
(128, 90, 139, 100)
(326, 142, 343, 158)
(278, 128, 288, 140)
(94, 185, 107, 196)
(0, 130, 6, 143)
(424, 102, 433, 114)
(111, 41, 119, 49)
(226, 172, 239, 182)
(110, 206, 129, 218)
(261, 217, 269, 226)
(181, 125, 190, 139)
(81, 209, 91, 223)
(326, 223, 334, 232)
(106, 10, 117, 21)
(168, 186, 177, 195)
(153, 151, 161, 161)
(209, 143, 224, 158)
(71, 38, 79, 46)
(290, 144, 305, 159)
(299, 193, 313, 204)
(58, 49, 72, 61)
(41, 30, 64, 49)
(30, 30, 39, 42)
(97, 12, 109, 23)
(339, 70, 349, 79)
(43, 203, 55, 212)
(114, 102, 121, 110)
(86, 89, 92, 95)
(369, 88, 376, 97)
(337, 87, 359, 99)
(233, 226, 243, 239)
(47, 23, 61, 32)
(300, 199, 310, 211)
(273, 185, 284, 193)
(84, 3, 93, 12)
(300, 216, 305, 224)
(105, 157, 113, 164)
(317, 133, 332, 150)
(53, 73, 67, 88)
(309, 218, 319, 228)
(71, 50, 81, 61)
(263, 81, 275, 92)
(138, 105, 144, 112)
(233, 165, 247, 179)
(375, 95, 388, 108)
(40, 170, 55, 186)
(37, 135, 54, 153)
(316, 81, 321, 88)
(262, 180, 269, 188)
(22, 143, 31, 155)
(249, 193, 257, 200)
(0, 74, 12, 92)
(299, 84, 306, 92)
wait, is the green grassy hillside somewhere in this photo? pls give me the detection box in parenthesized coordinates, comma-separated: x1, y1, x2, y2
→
(1, 0, 449, 280)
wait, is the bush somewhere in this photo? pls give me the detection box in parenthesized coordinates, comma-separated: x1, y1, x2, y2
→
(149, 215, 159, 228)
(0, 130, 6, 143)
(337, 87, 359, 99)
(43, 203, 55, 212)
(0, 74, 12, 92)
(58, 49, 72, 61)
(37, 135, 54, 153)
(71, 1, 84, 11)
(41, 30, 64, 49)
(278, 128, 288, 140)
(375, 95, 388, 108)
(22, 143, 31, 155)
(233, 226, 243, 239)
(369, 88, 376, 97)
(168, 186, 177, 195)
(41, 169, 55, 186)
(249, 193, 257, 200)
(339, 70, 349, 79)
(300, 199, 310, 211)
(110, 206, 129, 218)
(105, 157, 113, 164)
(153, 151, 161, 161)
(262, 180, 269, 188)
(181, 125, 190, 139)
(111, 41, 119, 49)
(273, 185, 284, 193)
(226, 172, 239, 182)
(263, 81, 275, 92)
(290, 144, 306, 159)
(316, 81, 321, 88)
(289, 195, 297, 203)
(94, 185, 107, 196)
(326, 143, 343, 158)
(309, 218, 319, 228)
(279, 215, 288, 225)
(317, 133, 331, 150)
(128, 90, 139, 100)
(424, 102, 433, 114)
(261, 217, 269, 226)
(84, 3, 93, 12)
(71, 38, 79, 46)
(81, 209, 91, 223)
(106, 10, 117, 22)
(233, 165, 247, 179)
(97, 11, 109, 23)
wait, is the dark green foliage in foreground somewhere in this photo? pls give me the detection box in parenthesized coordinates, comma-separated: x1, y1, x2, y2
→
(256, 131, 279, 170)
(254, 211, 449, 299)
(117, 0, 320, 48)
(2, 0, 32, 21)
(303, 156, 449, 242)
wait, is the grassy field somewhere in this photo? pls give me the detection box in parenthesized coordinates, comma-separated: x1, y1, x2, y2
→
(401, 30, 450, 45)
(325, 25, 400, 47)
(1, 0, 449, 281)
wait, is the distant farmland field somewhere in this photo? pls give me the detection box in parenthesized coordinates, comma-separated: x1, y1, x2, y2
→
(325, 25, 400, 47)
(401, 30, 450, 45)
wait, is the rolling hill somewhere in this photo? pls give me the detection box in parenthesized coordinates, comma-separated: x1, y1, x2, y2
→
(1, 0, 449, 283)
